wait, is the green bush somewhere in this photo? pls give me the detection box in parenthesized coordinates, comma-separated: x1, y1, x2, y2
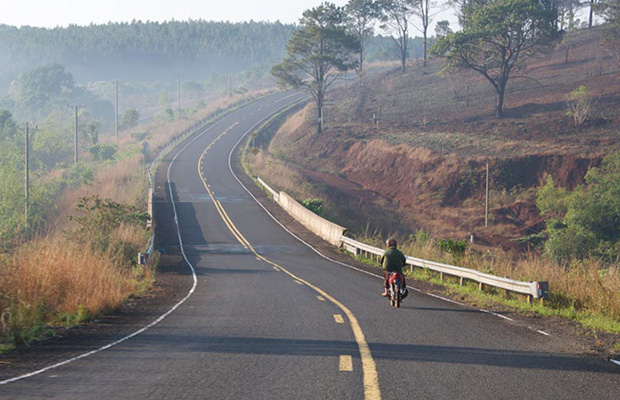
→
(89, 143, 118, 161)
(536, 176, 567, 217)
(69, 195, 150, 254)
(130, 131, 150, 141)
(540, 151, 620, 262)
(438, 238, 468, 256)
(65, 163, 94, 187)
(302, 198, 324, 216)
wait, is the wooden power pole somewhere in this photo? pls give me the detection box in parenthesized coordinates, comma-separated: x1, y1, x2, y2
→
(485, 160, 490, 228)
(115, 80, 119, 140)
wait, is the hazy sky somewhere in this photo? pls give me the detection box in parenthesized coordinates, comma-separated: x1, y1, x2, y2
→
(0, 0, 352, 28)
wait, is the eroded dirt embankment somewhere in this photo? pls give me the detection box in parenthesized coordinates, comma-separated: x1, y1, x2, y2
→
(264, 107, 600, 248)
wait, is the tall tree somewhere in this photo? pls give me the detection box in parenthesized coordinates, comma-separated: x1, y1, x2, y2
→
(432, 0, 556, 117)
(345, 0, 381, 81)
(599, 0, 620, 62)
(19, 64, 75, 111)
(435, 20, 453, 37)
(587, 0, 600, 28)
(413, 0, 442, 66)
(271, 2, 360, 133)
(449, 0, 484, 26)
(555, 0, 582, 30)
(379, 0, 417, 73)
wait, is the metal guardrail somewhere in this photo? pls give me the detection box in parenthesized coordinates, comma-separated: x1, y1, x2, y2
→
(340, 236, 549, 302)
(250, 109, 549, 304)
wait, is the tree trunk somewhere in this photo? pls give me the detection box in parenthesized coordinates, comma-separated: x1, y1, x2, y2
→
(589, 1, 594, 28)
(401, 34, 408, 73)
(317, 103, 323, 134)
(423, 30, 428, 67)
(496, 82, 506, 118)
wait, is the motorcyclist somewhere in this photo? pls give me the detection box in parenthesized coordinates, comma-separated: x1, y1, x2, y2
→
(380, 238, 408, 299)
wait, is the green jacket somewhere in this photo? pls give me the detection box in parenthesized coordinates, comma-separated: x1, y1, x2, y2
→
(380, 246, 406, 272)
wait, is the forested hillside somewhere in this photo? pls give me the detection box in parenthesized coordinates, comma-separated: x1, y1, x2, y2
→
(0, 20, 425, 90)
(0, 21, 296, 87)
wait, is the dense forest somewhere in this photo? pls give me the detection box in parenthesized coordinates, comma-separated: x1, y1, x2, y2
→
(0, 21, 296, 87)
(0, 20, 426, 89)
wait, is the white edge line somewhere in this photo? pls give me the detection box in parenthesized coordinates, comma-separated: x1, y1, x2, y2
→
(226, 102, 531, 328)
(536, 330, 551, 336)
(0, 94, 286, 386)
(610, 359, 620, 367)
(479, 309, 515, 322)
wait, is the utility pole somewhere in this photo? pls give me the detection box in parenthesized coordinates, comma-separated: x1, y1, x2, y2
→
(115, 80, 119, 140)
(24, 123, 29, 227)
(177, 73, 181, 110)
(68, 104, 84, 164)
(485, 160, 490, 228)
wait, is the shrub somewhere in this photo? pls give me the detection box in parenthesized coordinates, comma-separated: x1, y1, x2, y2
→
(65, 163, 94, 187)
(302, 198, 324, 215)
(130, 131, 150, 141)
(540, 151, 620, 262)
(566, 85, 591, 127)
(438, 238, 468, 256)
(68, 195, 149, 254)
(89, 143, 118, 161)
(121, 109, 140, 130)
(536, 176, 567, 217)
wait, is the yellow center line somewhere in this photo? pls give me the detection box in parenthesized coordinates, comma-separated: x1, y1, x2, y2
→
(317, 296, 326, 302)
(339, 355, 353, 372)
(294, 280, 304, 286)
(196, 122, 381, 400)
(334, 314, 345, 324)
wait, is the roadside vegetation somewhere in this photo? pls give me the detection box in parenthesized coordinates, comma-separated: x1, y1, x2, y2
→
(0, 86, 264, 351)
(257, 0, 620, 335)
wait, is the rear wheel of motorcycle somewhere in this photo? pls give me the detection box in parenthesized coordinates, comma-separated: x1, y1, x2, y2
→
(395, 286, 401, 308)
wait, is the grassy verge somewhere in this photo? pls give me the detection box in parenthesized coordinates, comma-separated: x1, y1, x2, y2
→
(0, 91, 269, 350)
(348, 232, 620, 335)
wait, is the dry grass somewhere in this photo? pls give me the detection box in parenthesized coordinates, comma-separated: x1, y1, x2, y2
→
(0, 91, 267, 348)
(0, 224, 152, 344)
(369, 232, 620, 324)
(118, 90, 271, 156)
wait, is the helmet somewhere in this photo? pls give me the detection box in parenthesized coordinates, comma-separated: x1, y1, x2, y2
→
(386, 238, 397, 247)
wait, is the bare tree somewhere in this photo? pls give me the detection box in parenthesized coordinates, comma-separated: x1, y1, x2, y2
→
(557, 0, 582, 31)
(412, 0, 443, 66)
(379, 0, 417, 73)
(345, 0, 382, 83)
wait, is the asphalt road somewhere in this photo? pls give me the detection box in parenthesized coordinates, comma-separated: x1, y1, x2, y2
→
(2, 91, 620, 399)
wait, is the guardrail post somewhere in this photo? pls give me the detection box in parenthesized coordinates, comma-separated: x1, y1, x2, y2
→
(440, 272, 444, 281)
(479, 282, 484, 291)
(459, 277, 464, 286)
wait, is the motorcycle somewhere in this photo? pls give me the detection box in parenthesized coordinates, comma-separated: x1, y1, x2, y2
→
(388, 271, 408, 308)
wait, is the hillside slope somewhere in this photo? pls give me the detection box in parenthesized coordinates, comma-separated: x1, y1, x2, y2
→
(261, 26, 620, 249)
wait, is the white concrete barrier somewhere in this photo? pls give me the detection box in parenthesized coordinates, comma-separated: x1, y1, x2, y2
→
(276, 191, 346, 246)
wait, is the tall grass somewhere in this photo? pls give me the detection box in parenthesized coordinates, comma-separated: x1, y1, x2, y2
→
(0, 224, 152, 346)
(0, 91, 268, 349)
(354, 230, 620, 330)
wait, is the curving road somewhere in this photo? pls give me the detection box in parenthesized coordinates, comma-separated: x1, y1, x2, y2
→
(1, 91, 619, 399)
